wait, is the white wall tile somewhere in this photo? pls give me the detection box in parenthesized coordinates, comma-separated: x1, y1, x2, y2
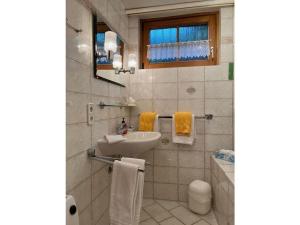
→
(159, 119, 172, 133)
(206, 117, 233, 134)
(153, 83, 177, 99)
(131, 69, 153, 83)
(178, 168, 204, 184)
(154, 183, 178, 201)
(66, 58, 91, 93)
(66, 152, 92, 191)
(205, 63, 228, 81)
(221, 18, 233, 38)
(152, 68, 178, 83)
(153, 100, 177, 116)
(154, 150, 178, 167)
(131, 99, 153, 116)
(92, 120, 109, 144)
(178, 82, 204, 99)
(205, 134, 233, 152)
(178, 67, 205, 82)
(90, 0, 107, 18)
(178, 185, 188, 202)
(220, 44, 234, 63)
(130, 83, 153, 99)
(156, 133, 178, 150)
(205, 81, 233, 99)
(69, 178, 92, 213)
(144, 182, 154, 198)
(66, 123, 91, 158)
(178, 151, 204, 168)
(92, 167, 109, 198)
(205, 99, 233, 116)
(66, 0, 92, 65)
(66, 92, 90, 124)
(154, 166, 178, 183)
(221, 7, 234, 19)
(178, 99, 204, 116)
(92, 188, 110, 224)
(91, 79, 109, 96)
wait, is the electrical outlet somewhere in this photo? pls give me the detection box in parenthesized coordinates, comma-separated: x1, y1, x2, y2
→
(87, 103, 94, 125)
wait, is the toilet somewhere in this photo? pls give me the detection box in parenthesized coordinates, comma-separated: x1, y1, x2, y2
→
(188, 180, 212, 215)
(66, 195, 79, 225)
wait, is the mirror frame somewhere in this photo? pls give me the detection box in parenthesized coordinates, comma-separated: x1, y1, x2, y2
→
(92, 14, 126, 87)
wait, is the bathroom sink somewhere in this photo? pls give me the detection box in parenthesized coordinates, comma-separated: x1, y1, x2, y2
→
(97, 131, 161, 157)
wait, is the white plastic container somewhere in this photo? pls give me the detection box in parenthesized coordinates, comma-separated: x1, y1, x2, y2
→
(188, 180, 212, 215)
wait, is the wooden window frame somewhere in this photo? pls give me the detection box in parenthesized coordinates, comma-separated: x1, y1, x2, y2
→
(140, 12, 219, 69)
(96, 22, 124, 70)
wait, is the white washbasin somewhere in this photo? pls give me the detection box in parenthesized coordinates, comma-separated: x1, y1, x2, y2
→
(97, 131, 161, 156)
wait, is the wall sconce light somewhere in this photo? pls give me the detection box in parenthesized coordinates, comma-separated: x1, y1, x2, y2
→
(112, 54, 123, 70)
(104, 31, 117, 53)
(114, 53, 137, 74)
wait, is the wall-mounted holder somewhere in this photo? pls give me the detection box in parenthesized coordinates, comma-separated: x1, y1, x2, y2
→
(87, 147, 150, 173)
(114, 67, 135, 75)
(99, 101, 135, 109)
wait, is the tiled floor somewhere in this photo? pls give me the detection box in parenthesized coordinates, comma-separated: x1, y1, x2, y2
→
(140, 199, 218, 225)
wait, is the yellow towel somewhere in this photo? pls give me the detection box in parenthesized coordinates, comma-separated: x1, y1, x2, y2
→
(139, 112, 157, 131)
(175, 112, 192, 136)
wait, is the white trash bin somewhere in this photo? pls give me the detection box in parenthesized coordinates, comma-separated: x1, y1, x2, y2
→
(188, 180, 212, 215)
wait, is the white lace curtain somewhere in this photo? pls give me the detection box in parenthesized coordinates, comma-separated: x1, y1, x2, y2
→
(147, 40, 210, 63)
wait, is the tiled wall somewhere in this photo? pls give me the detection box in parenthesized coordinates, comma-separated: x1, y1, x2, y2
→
(211, 156, 234, 225)
(66, 0, 130, 225)
(128, 7, 234, 202)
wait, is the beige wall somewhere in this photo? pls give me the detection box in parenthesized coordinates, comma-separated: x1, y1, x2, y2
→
(66, 0, 130, 225)
(128, 7, 234, 201)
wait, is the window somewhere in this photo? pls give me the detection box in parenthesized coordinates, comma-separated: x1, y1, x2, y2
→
(95, 22, 124, 70)
(141, 13, 218, 68)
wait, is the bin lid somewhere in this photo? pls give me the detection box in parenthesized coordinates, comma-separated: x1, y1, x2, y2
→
(189, 180, 211, 194)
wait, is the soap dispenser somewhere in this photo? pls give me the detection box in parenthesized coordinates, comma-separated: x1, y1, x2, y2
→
(118, 118, 128, 135)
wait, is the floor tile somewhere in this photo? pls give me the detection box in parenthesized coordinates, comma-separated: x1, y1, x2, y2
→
(143, 198, 155, 207)
(178, 201, 188, 208)
(140, 218, 159, 225)
(144, 203, 172, 222)
(140, 209, 151, 222)
(140, 199, 219, 225)
(159, 217, 184, 225)
(199, 211, 219, 225)
(170, 206, 201, 225)
(156, 200, 180, 211)
(193, 220, 210, 225)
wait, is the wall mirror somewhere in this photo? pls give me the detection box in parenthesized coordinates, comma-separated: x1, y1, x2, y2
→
(92, 15, 126, 87)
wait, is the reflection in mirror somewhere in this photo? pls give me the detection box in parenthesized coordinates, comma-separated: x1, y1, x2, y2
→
(92, 14, 126, 87)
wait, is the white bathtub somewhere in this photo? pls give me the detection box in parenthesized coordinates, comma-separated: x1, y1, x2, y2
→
(211, 155, 234, 225)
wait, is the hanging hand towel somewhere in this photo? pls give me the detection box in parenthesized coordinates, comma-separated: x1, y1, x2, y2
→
(121, 158, 145, 225)
(172, 113, 195, 145)
(139, 112, 157, 131)
(110, 160, 139, 225)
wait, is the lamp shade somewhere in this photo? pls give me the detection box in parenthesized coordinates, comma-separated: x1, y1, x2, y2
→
(128, 54, 137, 68)
(113, 54, 122, 69)
(104, 31, 117, 53)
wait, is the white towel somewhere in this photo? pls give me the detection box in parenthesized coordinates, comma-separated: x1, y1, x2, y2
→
(153, 114, 160, 132)
(110, 159, 145, 225)
(121, 158, 145, 225)
(172, 114, 195, 145)
(104, 135, 126, 144)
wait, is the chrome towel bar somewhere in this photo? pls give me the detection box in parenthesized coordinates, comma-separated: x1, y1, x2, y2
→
(158, 114, 213, 120)
(87, 148, 149, 172)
